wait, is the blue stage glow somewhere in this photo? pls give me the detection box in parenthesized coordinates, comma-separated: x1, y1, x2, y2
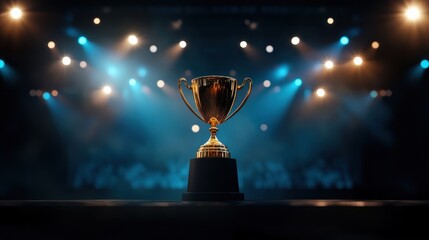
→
(370, 90, 378, 98)
(138, 67, 147, 77)
(294, 78, 302, 86)
(43, 92, 51, 100)
(129, 78, 137, 86)
(340, 36, 349, 45)
(78, 36, 87, 45)
(107, 66, 118, 77)
(0, 59, 4, 69)
(275, 65, 289, 79)
(420, 59, 429, 69)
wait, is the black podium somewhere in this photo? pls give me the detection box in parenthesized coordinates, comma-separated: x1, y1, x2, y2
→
(182, 157, 244, 201)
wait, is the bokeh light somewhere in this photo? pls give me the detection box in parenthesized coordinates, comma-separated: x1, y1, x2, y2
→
(340, 36, 349, 45)
(370, 90, 378, 98)
(191, 124, 200, 133)
(353, 56, 363, 66)
(260, 124, 268, 131)
(294, 78, 302, 86)
(327, 17, 334, 24)
(405, 6, 422, 21)
(102, 85, 112, 95)
(10, 7, 23, 20)
(179, 40, 187, 48)
(129, 78, 137, 86)
(0, 59, 5, 69)
(42, 92, 51, 100)
(265, 45, 274, 53)
(291, 36, 300, 45)
(47, 41, 56, 49)
(79, 61, 87, 68)
(157, 80, 165, 88)
(62, 56, 71, 66)
(263, 80, 271, 88)
(149, 45, 158, 53)
(316, 88, 326, 97)
(324, 60, 334, 69)
(51, 90, 59, 97)
(78, 36, 87, 45)
(371, 41, 380, 49)
(420, 59, 429, 69)
(93, 17, 101, 24)
(240, 41, 247, 48)
(128, 35, 138, 45)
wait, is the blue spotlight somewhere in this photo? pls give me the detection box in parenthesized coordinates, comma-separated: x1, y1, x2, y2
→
(129, 78, 137, 86)
(78, 36, 87, 45)
(340, 36, 349, 45)
(275, 65, 289, 79)
(0, 59, 4, 69)
(138, 67, 147, 77)
(420, 59, 429, 69)
(370, 90, 378, 98)
(294, 78, 302, 86)
(43, 92, 51, 100)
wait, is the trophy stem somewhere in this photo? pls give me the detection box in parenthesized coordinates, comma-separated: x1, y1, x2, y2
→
(209, 126, 218, 140)
(196, 118, 230, 158)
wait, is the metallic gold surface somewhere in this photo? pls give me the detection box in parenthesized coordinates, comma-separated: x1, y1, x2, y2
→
(178, 75, 252, 158)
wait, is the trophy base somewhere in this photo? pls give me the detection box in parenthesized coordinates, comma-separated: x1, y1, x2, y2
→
(182, 157, 244, 201)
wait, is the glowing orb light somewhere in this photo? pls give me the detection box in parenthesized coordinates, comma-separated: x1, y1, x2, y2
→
(128, 35, 138, 45)
(291, 36, 300, 45)
(316, 88, 326, 97)
(62, 56, 71, 66)
(179, 40, 187, 48)
(191, 124, 200, 133)
(10, 7, 23, 20)
(157, 80, 165, 88)
(240, 41, 247, 48)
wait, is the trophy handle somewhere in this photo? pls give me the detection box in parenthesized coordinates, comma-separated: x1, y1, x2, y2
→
(178, 78, 206, 123)
(224, 77, 253, 122)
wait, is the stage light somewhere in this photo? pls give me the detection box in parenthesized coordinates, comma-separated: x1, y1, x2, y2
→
(129, 78, 137, 86)
(102, 85, 112, 95)
(179, 40, 187, 48)
(79, 61, 87, 68)
(240, 41, 247, 48)
(353, 56, 363, 66)
(191, 124, 200, 133)
(386, 89, 392, 97)
(138, 68, 147, 77)
(263, 80, 271, 88)
(93, 17, 101, 24)
(42, 92, 51, 100)
(62, 56, 71, 66)
(128, 35, 138, 45)
(340, 36, 349, 45)
(29, 90, 36, 97)
(260, 124, 268, 132)
(157, 80, 165, 88)
(10, 7, 23, 20)
(0, 59, 5, 69)
(149, 45, 158, 53)
(291, 36, 300, 45)
(266, 45, 274, 53)
(405, 6, 421, 21)
(51, 90, 59, 97)
(327, 17, 334, 24)
(371, 41, 380, 49)
(294, 78, 302, 86)
(78, 36, 87, 45)
(324, 60, 334, 69)
(379, 90, 386, 97)
(420, 59, 429, 69)
(370, 90, 378, 98)
(316, 88, 326, 97)
(47, 41, 56, 49)
(36, 90, 43, 97)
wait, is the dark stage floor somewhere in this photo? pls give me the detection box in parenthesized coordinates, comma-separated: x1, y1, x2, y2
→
(0, 200, 428, 239)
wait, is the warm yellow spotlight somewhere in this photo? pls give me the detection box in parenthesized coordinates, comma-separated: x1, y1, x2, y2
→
(102, 85, 112, 95)
(179, 40, 187, 48)
(62, 56, 71, 66)
(93, 17, 101, 24)
(51, 90, 59, 97)
(128, 35, 138, 45)
(10, 7, 23, 20)
(324, 60, 334, 69)
(47, 41, 56, 49)
(327, 18, 334, 24)
(79, 61, 87, 68)
(371, 41, 380, 49)
(405, 6, 422, 21)
(316, 88, 326, 97)
(353, 56, 363, 66)
(157, 80, 165, 88)
(240, 41, 247, 48)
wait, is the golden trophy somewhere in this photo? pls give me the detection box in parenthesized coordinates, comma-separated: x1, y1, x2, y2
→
(178, 75, 252, 201)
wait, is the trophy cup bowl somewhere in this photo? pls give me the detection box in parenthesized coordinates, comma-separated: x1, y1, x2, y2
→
(178, 75, 252, 201)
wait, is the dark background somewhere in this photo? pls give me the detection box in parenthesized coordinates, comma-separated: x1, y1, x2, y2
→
(1, 0, 428, 200)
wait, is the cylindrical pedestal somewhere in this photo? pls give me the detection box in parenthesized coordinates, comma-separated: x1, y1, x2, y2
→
(182, 157, 244, 201)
